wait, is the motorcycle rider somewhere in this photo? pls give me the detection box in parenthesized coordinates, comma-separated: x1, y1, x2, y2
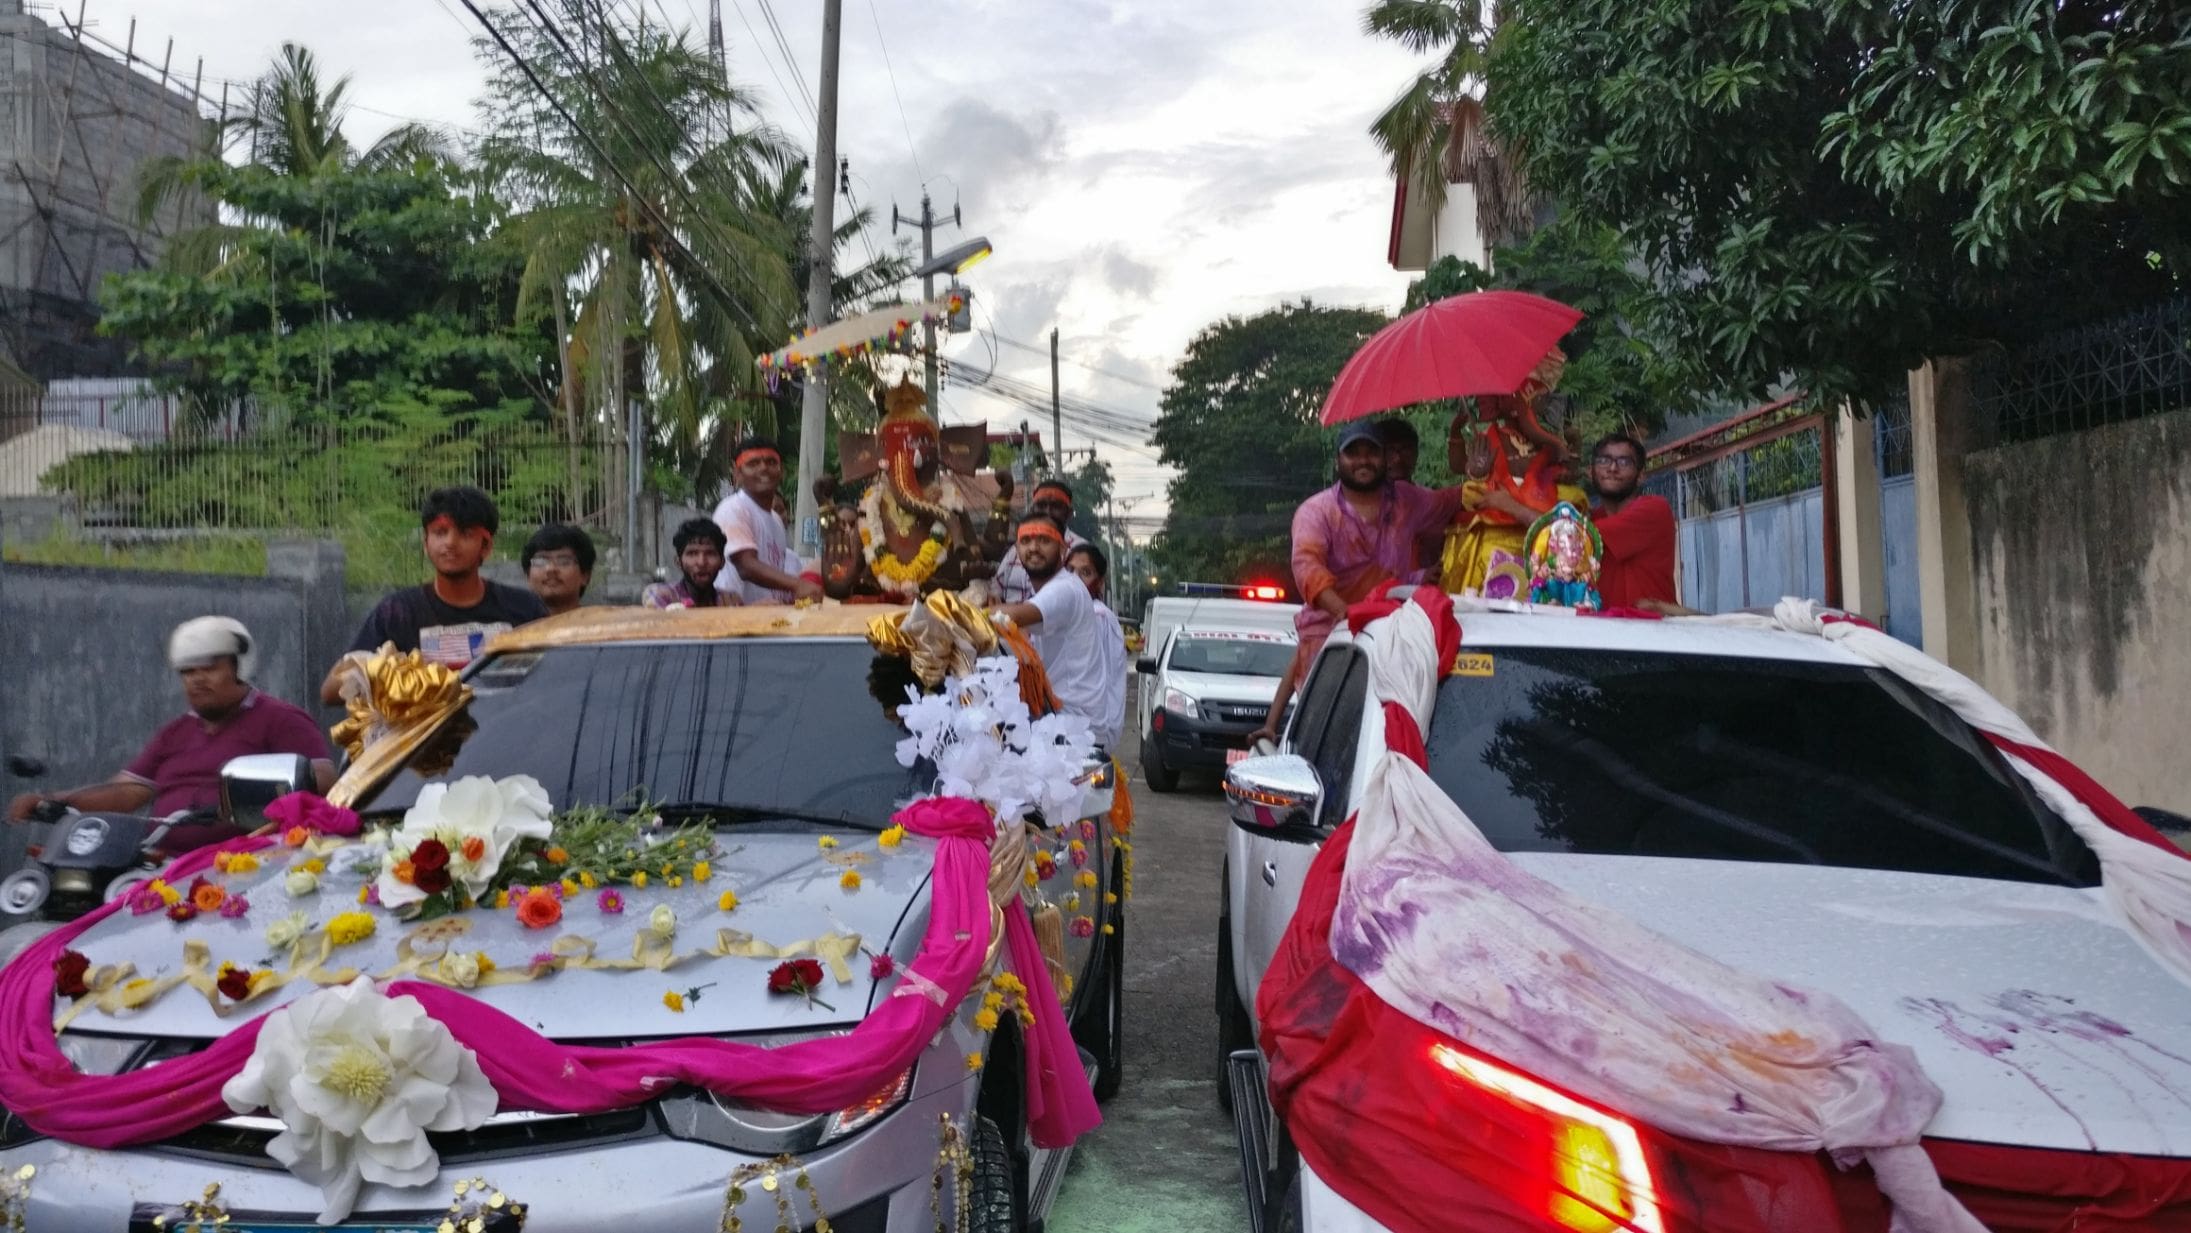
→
(6, 618, 335, 852)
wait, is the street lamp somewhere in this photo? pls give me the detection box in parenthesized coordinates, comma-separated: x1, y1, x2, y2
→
(913, 237, 992, 280)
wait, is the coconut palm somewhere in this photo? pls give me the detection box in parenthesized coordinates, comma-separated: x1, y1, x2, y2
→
(1366, 0, 1536, 246)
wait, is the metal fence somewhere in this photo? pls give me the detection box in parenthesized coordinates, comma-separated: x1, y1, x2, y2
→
(1874, 393, 1914, 479)
(1969, 295, 2191, 448)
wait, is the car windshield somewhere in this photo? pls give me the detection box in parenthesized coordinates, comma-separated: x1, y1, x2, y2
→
(1421, 647, 2100, 887)
(354, 639, 930, 827)
(1169, 636, 1294, 678)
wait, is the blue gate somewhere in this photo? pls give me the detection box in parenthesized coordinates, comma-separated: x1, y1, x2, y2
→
(1875, 397, 1923, 645)
(1644, 406, 1828, 614)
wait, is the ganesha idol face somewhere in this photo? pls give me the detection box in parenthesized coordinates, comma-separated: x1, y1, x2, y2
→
(881, 419, 942, 490)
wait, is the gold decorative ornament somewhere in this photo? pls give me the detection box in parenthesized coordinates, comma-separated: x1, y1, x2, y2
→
(930, 1113, 975, 1233)
(866, 590, 999, 689)
(147, 1181, 226, 1233)
(718, 1156, 832, 1233)
(325, 645, 475, 809)
(439, 1176, 527, 1233)
(0, 1165, 30, 1233)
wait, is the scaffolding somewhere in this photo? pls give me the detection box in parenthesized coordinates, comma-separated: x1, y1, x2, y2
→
(0, 0, 220, 379)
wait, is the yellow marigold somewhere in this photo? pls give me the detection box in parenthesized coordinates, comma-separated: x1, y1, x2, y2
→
(964, 1052, 984, 1073)
(817, 836, 839, 850)
(663, 990, 685, 1013)
(877, 825, 906, 849)
(476, 952, 496, 975)
(1074, 870, 1098, 889)
(1022, 866, 1038, 888)
(1102, 924, 1115, 935)
(1105, 892, 1119, 905)
(356, 885, 370, 905)
(692, 861, 712, 882)
(839, 869, 862, 891)
(668, 876, 683, 888)
(632, 871, 648, 889)
(560, 879, 580, 898)
(973, 1008, 1000, 1032)
(659, 865, 673, 878)
(982, 992, 1005, 1013)
(299, 859, 325, 875)
(545, 847, 570, 865)
(493, 890, 510, 909)
(578, 871, 598, 889)
(993, 972, 1025, 994)
(325, 912, 376, 946)
(1065, 894, 1079, 912)
(717, 890, 739, 912)
(150, 879, 181, 906)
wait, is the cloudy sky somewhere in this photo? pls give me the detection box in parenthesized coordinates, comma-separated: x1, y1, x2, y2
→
(67, 0, 1423, 518)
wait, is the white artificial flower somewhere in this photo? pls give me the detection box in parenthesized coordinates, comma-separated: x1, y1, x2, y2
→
(377, 774, 555, 909)
(284, 869, 320, 898)
(221, 977, 497, 1224)
(264, 911, 310, 950)
(646, 904, 677, 940)
(440, 952, 482, 988)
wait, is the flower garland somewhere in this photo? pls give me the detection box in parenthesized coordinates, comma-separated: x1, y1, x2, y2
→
(858, 482, 960, 598)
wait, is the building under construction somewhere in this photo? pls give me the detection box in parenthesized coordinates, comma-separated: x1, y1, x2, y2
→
(0, 0, 213, 380)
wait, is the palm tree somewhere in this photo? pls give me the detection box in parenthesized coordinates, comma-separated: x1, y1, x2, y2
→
(1365, 0, 1536, 247)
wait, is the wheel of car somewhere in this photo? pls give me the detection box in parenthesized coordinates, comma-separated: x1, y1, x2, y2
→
(1075, 861, 1127, 1101)
(1215, 901, 1251, 1114)
(968, 1115, 1025, 1233)
(1140, 741, 1179, 793)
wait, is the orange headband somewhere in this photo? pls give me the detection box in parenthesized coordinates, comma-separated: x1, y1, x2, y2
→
(1016, 521, 1064, 544)
(736, 448, 781, 469)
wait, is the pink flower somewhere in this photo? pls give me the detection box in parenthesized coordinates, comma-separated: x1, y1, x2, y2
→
(596, 889, 625, 914)
(869, 953, 897, 980)
(218, 893, 250, 919)
(127, 884, 164, 915)
(1070, 917, 1094, 938)
(364, 883, 381, 906)
(529, 951, 557, 970)
(1078, 819, 1096, 841)
(1068, 846, 1088, 869)
(263, 792, 360, 838)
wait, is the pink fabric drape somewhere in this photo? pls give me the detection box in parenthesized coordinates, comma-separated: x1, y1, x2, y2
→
(0, 796, 1097, 1151)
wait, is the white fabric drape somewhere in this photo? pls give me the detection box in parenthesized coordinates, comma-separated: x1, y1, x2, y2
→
(1332, 599, 1987, 1233)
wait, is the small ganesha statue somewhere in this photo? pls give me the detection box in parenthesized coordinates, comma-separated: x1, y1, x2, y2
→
(1525, 501, 1603, 612)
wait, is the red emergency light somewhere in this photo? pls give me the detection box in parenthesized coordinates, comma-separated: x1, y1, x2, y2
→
(1244, 584, 1285, 601)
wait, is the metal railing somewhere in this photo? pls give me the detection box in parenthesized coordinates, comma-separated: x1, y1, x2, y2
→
(1874, 394, 1914, 479)
(1970, 296, 2191, 448)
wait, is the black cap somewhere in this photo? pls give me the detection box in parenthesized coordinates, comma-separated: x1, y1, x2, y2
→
(1336, 422, 1385, 453)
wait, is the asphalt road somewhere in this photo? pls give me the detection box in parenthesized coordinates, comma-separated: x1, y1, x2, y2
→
(1048, 713, 1247, 1232)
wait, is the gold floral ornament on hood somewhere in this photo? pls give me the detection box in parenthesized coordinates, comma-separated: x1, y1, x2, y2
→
(866, 590, 998, 689)
(324, 645, 474, 809)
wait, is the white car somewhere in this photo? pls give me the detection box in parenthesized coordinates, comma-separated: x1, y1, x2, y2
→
(1219, 604, 2191, 1231)
(1135, 626, 1296, 793)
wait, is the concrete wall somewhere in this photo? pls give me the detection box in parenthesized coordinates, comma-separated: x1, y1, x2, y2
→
(0, 544, 347, 797)
(1966, 409, 2191, 812)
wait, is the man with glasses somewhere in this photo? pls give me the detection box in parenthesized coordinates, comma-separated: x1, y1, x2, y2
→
(522, 524, 596, 617)
(1587, 433, 1678, 610)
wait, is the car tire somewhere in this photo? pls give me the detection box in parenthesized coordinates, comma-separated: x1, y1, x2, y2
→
(1140, 741, 1179, 793)
(1076, 862, 1126, 1101)
(1215, 904, 1251, 1114)
(968, 1115, 1024, 1233)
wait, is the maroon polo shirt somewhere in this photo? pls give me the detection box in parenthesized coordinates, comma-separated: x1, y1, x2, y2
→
(122, 690, 330, 816)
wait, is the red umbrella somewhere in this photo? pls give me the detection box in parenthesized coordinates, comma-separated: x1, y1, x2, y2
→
(1319, 290, 1583, 425)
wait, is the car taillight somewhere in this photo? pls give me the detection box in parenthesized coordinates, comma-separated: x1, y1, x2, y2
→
(1245, 584, 1285, 600)
(1428, 1041, 1666, 1233)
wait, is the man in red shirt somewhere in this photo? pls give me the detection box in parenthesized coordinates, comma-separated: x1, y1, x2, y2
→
(1588, 433, 1679, 610)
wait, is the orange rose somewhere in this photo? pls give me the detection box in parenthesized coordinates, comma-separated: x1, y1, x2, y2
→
(282, 826, 310, 848)
(392, 859, 416, 885)
(461, 836, 487, 863)
(191, 882, 226, 913)
(545, 846, 569, 865)
(515, 888, 563, 930)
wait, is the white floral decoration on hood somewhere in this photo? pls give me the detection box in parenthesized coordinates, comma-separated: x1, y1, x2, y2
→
(376, 774, 554, 909)
(894, 655, 1095, 826)
(221, 977, 496, 1223)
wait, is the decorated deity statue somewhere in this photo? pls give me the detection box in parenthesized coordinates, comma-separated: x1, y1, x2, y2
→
(1524, 501, 1604, 611)
(1438, 346, 1589, 600)
(817, 378, 1013, 601)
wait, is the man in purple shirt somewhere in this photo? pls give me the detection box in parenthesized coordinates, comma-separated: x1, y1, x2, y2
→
(7, 619, 333, 850)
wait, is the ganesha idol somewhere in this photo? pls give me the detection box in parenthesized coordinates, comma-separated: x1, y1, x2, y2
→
(816, 378, 1013, 601)
(1525, 501, 1604, 612)
(1439, 347, 1587, 601)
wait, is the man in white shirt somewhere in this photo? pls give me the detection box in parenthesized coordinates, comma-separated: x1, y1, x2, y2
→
(991, 515, 1115, 748)
(1065, 541, 1127, 752)
(992, 479, 1086, 604)
(712, 435, 821, 605)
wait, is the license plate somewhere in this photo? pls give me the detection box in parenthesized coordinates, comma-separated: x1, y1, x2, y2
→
(1225, 747, 1253, 765)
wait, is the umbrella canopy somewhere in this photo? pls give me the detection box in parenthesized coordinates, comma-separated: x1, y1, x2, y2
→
(759, 293, 962, 373)
(1319, 290, 1583, 425)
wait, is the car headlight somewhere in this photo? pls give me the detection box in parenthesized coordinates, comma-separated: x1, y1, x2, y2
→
(659, 1032, 914, 1154)
(1160, 688, 1199, 717)
(62, 816, 109, 857)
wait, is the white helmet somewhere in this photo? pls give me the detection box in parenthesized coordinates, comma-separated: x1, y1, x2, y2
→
(168, 616, 256, 683)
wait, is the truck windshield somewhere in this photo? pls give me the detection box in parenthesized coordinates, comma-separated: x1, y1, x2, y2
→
(1169, 637, 1295, 678)
(353, 640, 930, 827)
(1421, 647, 2100, 887)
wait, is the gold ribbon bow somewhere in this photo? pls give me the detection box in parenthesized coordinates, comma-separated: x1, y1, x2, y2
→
(867, 590, 999, 689)
(325, 645, 474, 809)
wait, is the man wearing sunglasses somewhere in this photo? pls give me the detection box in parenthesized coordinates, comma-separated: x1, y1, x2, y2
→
(1588, 433, 1678, 610)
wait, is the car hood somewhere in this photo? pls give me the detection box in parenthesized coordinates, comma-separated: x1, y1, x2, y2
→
(60, 827, 928, 1041)
(1166, 670, 1280, 705)
(1514, 853, 2191, 1155)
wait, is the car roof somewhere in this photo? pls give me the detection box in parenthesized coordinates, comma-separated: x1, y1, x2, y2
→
(1452, 609, 1869, 666)
(486, 602, 906, 654)
(1175, 625, 1296, 642)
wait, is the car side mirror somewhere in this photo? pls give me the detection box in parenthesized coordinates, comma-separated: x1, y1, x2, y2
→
(221, 753, 312, 829)
(1224, 754, 1324, 844)
(1135, 655, 1157, 675)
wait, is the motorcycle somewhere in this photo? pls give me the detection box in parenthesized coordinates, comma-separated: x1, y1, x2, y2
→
(0, 753, 314, 934)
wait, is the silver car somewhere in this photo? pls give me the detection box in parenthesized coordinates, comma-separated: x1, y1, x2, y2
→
(0, 612, 1127, 1231)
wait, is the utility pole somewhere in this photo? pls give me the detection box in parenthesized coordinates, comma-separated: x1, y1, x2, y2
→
(1050, 327, 1063, 475)
(792, 0, 843, 556)
(894, 193, 960, 412)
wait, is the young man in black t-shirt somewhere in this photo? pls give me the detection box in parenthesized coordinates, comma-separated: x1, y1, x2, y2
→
(321, 487, 547, 703)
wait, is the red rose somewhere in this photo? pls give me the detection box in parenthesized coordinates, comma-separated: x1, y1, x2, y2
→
(166, 902, 198, 923)
(52, 950, 90, 1000)
(767, 960, 799, 993)
(413, 863, 452, 895)
(791, 958, 824, 989)
(216, 966, 253, 1001)
(410, 838, 451, 873)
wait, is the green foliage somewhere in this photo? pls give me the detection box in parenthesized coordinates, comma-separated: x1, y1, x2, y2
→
(1485, 0, 2190, 409)
(1149, 302, 1390, 584)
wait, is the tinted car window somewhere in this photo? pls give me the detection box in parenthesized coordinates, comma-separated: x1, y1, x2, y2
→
(1421, 647, 2099, 886)
(1168, 637, 1295, 678)
(1287, 646, 1349, 755)
(1312, 652, 1372, 829)
(356, 640, 930, 826)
